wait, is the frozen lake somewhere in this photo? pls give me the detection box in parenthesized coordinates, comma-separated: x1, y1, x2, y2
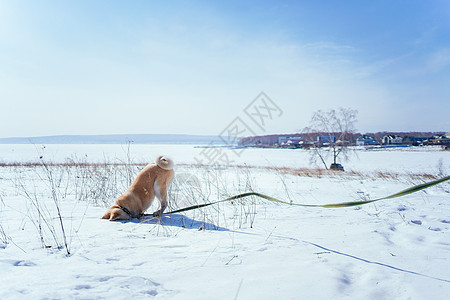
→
(0, 143, 449, 175)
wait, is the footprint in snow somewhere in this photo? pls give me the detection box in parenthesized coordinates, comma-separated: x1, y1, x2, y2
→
(428, 227, 441, 232)
(337, 273, 352, 292)
(14, 260, 36, 267)
(73, 275, 163, 297)
(0, 260, 36, 267)
(397, 205, 408, 212)
(75, 285, 92, 290)
(98, 276, 114, 282)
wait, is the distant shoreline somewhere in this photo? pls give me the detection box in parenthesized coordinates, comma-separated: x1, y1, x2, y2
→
(0, 134, 225, 145)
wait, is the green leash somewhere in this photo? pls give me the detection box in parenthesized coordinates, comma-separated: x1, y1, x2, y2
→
(144, 175, 450, 217)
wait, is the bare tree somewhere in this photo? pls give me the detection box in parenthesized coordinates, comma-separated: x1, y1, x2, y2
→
(304, 108, 358, 170)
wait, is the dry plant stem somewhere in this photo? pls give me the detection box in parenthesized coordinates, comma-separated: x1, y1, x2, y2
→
(19, 180, 59, 249)
(40, 160, 71, 255)
(0, 199, 9, 246)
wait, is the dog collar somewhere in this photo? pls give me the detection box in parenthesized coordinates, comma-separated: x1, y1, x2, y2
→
(119, 206, 143, 219)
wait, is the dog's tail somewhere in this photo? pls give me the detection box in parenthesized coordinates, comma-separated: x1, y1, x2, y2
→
(156, 156, 174, 170)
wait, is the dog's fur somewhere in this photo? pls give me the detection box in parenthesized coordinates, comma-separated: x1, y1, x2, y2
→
(102, 156, 174, 221)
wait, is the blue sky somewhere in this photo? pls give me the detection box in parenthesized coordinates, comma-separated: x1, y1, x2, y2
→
(1, 0, 449, 138)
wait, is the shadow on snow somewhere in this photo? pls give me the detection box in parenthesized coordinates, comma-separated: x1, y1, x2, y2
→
(119, 214, 258, 236)
(125, 213, 229, 231)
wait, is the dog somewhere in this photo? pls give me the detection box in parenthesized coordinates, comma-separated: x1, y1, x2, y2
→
(102, 156, 174, 221)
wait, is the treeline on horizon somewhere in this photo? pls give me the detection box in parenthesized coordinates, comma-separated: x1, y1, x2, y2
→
(238, 131, 447, 146)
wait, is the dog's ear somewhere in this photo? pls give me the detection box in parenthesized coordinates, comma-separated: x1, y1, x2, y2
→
(109, 208, 129, 221)
(102, 210, 111, 219)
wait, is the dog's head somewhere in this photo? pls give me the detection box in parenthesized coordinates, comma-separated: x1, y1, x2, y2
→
(102, 205, 131, 221)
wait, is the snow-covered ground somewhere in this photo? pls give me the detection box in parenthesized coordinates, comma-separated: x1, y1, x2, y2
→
(0, 143, 447, 174)
(0, 144, 449, 299)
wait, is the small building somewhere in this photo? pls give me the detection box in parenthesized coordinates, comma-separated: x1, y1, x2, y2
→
(382, 135, 403, 145)
(279, 136, 304, 148)
(402, 136, 428, 146)
(317, 136, 336, 146)
(278, 136, 303, 145)
(445, 133, 450, 150)
(356, 135, 377, 146)
(428, 134, 450, 148)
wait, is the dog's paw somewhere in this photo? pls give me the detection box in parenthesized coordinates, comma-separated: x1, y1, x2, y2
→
(152, 211, 162, 217)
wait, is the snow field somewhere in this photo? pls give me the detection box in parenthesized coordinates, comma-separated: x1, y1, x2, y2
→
(0, 145, 449, 299)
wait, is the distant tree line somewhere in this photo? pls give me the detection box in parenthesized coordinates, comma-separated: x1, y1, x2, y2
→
(238, 131, 447, 147)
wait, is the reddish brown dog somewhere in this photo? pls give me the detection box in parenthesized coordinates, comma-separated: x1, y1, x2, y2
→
(102, 156, 174, 221)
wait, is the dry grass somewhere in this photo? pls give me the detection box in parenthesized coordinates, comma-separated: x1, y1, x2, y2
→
(1, 158, 446, 249)
(2, 160, 440, 184)
(2, 158, 145, 251)
(0, 161, 146, 168)
(2, 160, 264, 242)
(229, 164, 440, 183)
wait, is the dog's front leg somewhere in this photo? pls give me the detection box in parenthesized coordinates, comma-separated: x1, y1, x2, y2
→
(153, 184, 168, 217)
(153, 198, 167, 217)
